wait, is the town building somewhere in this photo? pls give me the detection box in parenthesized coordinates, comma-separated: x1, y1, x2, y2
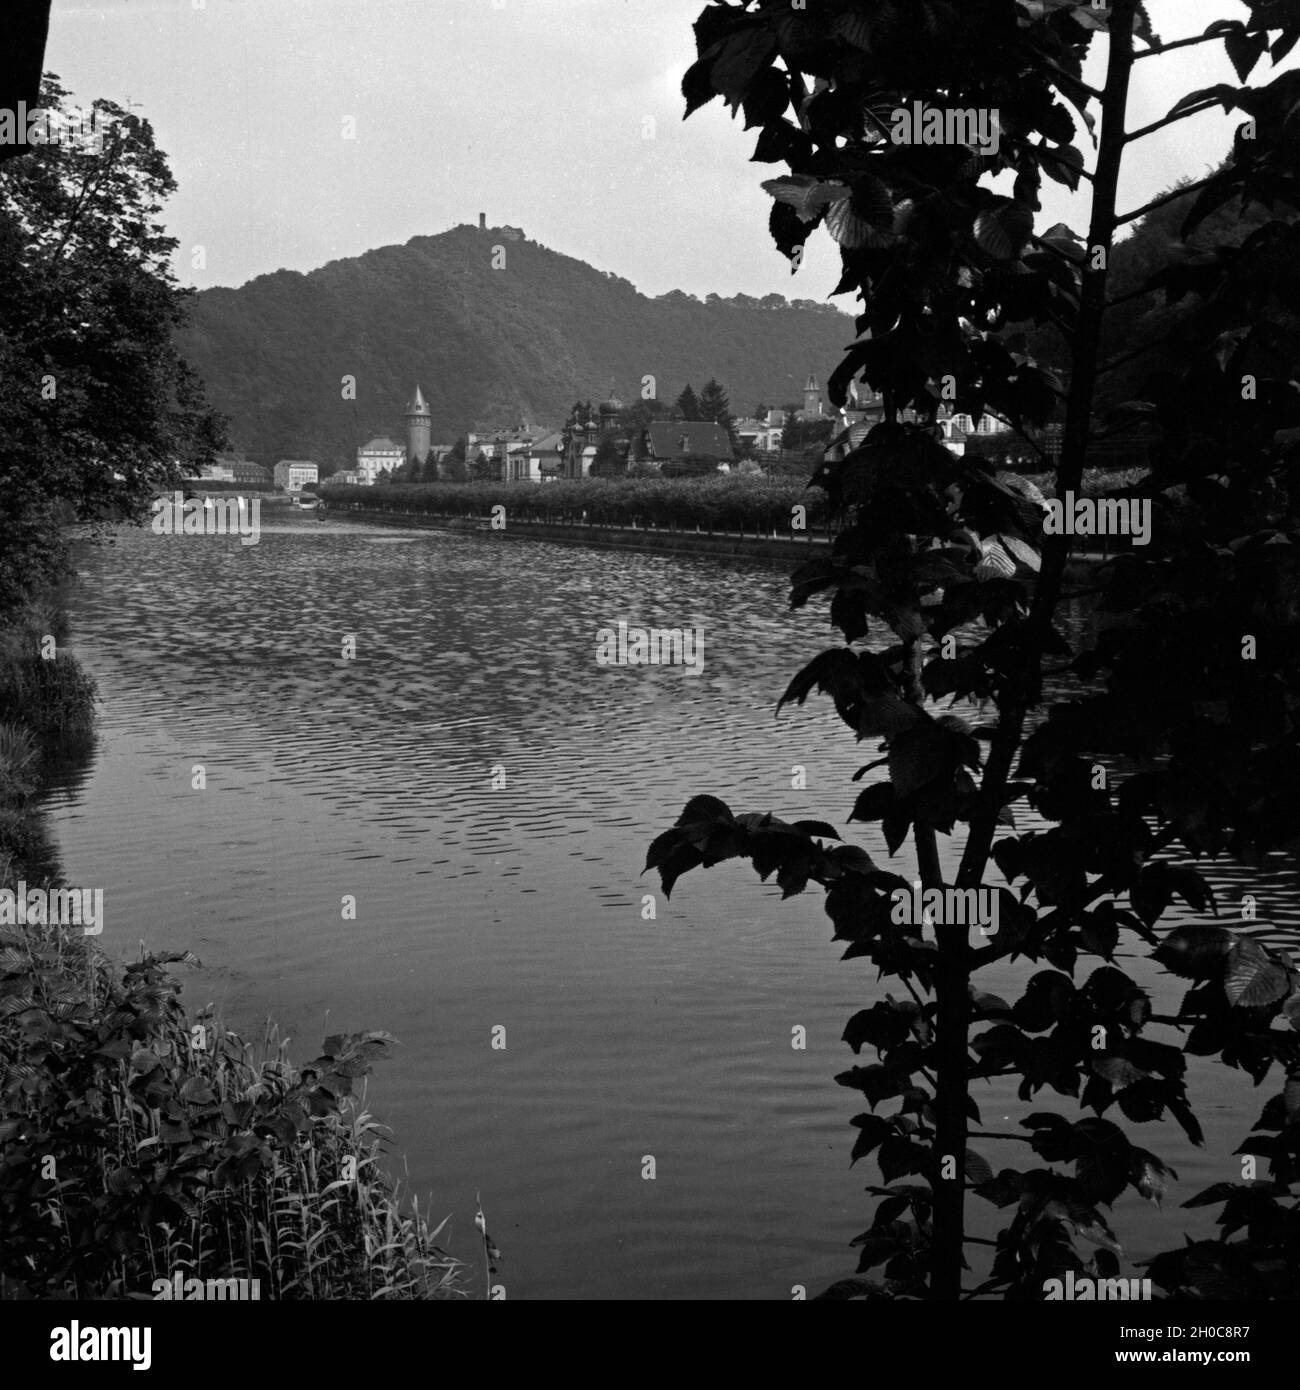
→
(639, 421, 734, 469)
(950, 412, 1010, 440)
(274, 459, 319, 491)
(733, 418, 783, 454)
(800, 373, 824, 421)
(186, 452, 270, 485)
(822, 401, 1013, 464)
(477, 215, 525, 241)
(356, 436, 404, 485)
(560, 397, 633, 478)
(512, 430, 563, 481)
(324, 468, 362, 486)
(470, 423, 544, 455)
(189, 460, 235, 482)
(466, 423, 553, 481)
(561, 407, 601, 478)
(209, 454, 271, 487)
(823, 420, 874, 464)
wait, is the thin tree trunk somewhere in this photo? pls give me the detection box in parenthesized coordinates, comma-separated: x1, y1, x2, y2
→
(926, 820, 965, 1301)
(904, 636, 964, 1300)
(957, 0, 1136, 894)
(931, 5, 1137, 1297)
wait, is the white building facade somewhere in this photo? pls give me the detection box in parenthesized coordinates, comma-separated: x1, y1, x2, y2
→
(356, 436, 404, 485)
(274, 459, 319, 490)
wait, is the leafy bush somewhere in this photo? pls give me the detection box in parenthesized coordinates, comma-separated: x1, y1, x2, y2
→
(0, 924, 464, 1301)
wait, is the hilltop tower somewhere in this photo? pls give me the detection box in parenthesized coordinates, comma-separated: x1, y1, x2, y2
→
(405, 384, 432, 465)
(803, 372, 822, 419)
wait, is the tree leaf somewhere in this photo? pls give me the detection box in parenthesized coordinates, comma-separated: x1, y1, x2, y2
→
(973, 199, 1034, 260)
(1223, 938, 1291, 1008)
(761, 175, 848, 224)
(998, 534, 1041, 572)
(1041, 143, 1084, 191)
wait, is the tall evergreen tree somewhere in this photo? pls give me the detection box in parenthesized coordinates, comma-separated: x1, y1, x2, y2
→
(590, 435, 624, 478)
(442, 437, 468, 482)
(698, 378, 738, 449)
(675, 384, 700, 421)
(619, 398, 669, 433)
(422, 448, 438, 482)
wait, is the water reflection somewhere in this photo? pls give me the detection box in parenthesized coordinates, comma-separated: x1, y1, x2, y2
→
(37, 518, 1299, 1299)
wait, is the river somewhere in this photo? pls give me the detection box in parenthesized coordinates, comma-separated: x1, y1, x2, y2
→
(40, 515, 1300, 1299)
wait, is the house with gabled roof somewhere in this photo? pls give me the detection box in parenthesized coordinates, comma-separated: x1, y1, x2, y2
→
(824, 401, 983, 463)
(522, 430, 564, 481)
(640, 421, 734, 466)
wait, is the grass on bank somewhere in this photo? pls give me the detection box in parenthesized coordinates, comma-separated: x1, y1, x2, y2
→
(0, 924, 465, 1300)
(0, 597, 97, 744)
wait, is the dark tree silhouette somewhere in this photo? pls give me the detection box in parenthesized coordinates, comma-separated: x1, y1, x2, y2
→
(649, 0, 1300, 1302)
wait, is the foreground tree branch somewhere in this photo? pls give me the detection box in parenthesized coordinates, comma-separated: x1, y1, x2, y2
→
(656, 0, 1300, 1304)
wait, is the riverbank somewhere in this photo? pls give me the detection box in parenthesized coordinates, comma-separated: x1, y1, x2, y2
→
(0, 593, 96, 883)
(0, 583, 466, 1301)
(328, 504, 832, 562)
(326, 504, 1115, 579)
(173, 488, 297, 503)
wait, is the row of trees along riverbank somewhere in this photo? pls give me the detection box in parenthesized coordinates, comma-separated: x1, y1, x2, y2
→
(322, 474, 830, 534)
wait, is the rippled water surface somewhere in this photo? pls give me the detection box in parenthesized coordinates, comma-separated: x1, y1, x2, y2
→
(41, 516, 1300, 1299)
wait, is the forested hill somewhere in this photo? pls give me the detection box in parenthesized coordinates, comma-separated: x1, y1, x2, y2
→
(1026, 168, 1286, 415)
(174, 223, 854, 468)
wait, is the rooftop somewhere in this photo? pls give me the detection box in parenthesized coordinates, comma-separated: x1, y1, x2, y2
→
(644, 421, 734, 461)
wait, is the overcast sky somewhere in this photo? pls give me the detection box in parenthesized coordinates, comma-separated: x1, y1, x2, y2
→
(46, 0, 1278, 302)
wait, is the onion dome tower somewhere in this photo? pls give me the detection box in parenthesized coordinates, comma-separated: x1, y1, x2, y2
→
(598, 395, 623, 434)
